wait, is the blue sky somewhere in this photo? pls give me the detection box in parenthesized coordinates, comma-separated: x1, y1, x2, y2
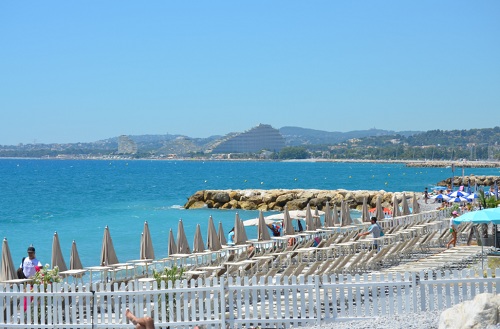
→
(1, 1, 499, 145)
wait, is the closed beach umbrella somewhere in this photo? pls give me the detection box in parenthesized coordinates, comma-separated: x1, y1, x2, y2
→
(283, 206, 295, 235)
(257, 211, 271, 241)
(140, 221, 155, 260)
(323, 202, 333, 227)
(1, 238, 16, 281)
(305, 204, 314, 230)
(401, 193, 411, 216)
(207, 216, 222, 251)
(217, 221, 227, 246)
(344, 201, 353, 225)
(176, 219, 191, 254)
(362, 197, 371, 222)
(340, 201, 347, 226)
(167, 229, 178, 256)
(314, 208, 322, 229)
(70, 240, 83, 270)
(332, 205, 339, 226)
(100, 226, 119, 266)
(51, 231, 67, 272)
(192, 224, 205, 253)
(412, 193, 420, 214)
(392, 194, 401, 218)
(238, 218, 249, 244)
(376, 196, 385, 220)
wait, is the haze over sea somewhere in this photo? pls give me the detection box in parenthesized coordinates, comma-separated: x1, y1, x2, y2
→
(2, 159, 499, 268)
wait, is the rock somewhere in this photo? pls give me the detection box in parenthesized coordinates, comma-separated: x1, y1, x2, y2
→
(275, 193, 295, 207)
(257, 203, 268, 211)
(229, 191, 241, 201)
(297, 190, 316, 200)
(213, 192, 230, 204)
(287, 198, 309, 210)
(206, 200, 214, 208)
(188, 201, 206, 209)
(228, 200, 239, 209)
(204, 190, 214, 201)
(438, 293, 500, 329)
(309, 197, 327, 208)
(238, 201, 257, 210)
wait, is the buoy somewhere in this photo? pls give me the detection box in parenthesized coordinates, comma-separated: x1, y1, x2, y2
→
(349, 176, 352, 178)
(244, 180, 247, 182)
(294, 178, 297, 181)
(261, 182, 264, 185)
(204, 180, 207, 183)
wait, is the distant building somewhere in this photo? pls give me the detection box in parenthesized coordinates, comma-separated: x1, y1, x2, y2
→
(117, 135, 137, 154)
(212, 124, 285, 153)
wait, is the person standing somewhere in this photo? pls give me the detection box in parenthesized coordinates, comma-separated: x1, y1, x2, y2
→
(357, 217, 382, 250)
(447, 211, 459, 249)
(424, 187, 429, 204)
(227, 227, 235, 246)
(18, 245, 42, 279)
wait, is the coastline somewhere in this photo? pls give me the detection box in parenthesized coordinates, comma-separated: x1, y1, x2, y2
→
(1, 156, 499, 168)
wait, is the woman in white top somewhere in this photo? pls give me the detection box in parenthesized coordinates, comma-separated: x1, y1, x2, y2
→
(447, 211, 459, 249)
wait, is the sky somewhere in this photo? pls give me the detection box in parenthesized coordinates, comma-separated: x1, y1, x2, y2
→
(1, 1, 499, 145)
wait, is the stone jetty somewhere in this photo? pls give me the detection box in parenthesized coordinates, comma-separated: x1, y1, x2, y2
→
(183, 189, 419, 211)
(436, 175, 500, 187)
(406, 160, 500, 168)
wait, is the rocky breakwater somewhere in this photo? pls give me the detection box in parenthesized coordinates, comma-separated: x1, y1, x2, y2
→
(437, 175, 500, 187)
(183, 189, 418, 211)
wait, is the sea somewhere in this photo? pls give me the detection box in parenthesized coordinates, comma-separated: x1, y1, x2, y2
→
(1, 159, 499, 269)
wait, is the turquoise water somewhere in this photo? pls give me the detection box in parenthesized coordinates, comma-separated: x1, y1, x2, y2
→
(1, 159, 499, 268)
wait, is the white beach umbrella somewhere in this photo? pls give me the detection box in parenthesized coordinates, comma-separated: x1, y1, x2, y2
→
(192, 224, 205, 253)
(305, 204, 314, 230)
(207, 216, 222, 252)
(100, 226, 119, 266)
(323, 202, 334, 227)
(332, 204, 339, 226)
(243, 217, 276, 226)
(392, 194, 401, 218)
(167, 229, 178, 256)
(257, 211, 272, 241)
(401, 193, 411, 216)
(51, 231, 68, 272)
(217, 221, 227, 246)
(176, 219, 191, 254)
(376, 196, 385, 220)
(449, 191, 469, 198)
(238, 219, 249, 244)
(412, 193, 420, 214)
(140, 221, 155, 260)
(70, 240, 83, 270)
(1, 238, 16, 281)
(361, 197, 371, 222)
(314, 208, 322, 228)
(448, 196, 469, 203)
(283, 206, 295, 235)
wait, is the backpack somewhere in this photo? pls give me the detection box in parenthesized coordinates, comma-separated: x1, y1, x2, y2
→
(377, 224, 385, 237)
(17, 257, 27, 279)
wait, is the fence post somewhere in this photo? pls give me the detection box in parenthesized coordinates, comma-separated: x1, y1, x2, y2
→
(314, 275, 321, 325)
(220, 277, 227, 329)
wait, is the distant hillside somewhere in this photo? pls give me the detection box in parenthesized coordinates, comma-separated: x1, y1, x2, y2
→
(279, 127, 421, 146)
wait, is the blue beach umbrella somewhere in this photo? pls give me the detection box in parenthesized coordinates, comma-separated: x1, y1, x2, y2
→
(432, 194, 450, 202)
(466, 193, 479, 201)
(448, 191, 469, 198)
(448, 196, 469, 203)
(453, 208, 500, 271)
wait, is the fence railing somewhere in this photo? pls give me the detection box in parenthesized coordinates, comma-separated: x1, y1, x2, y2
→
(1, 268, 498, 328)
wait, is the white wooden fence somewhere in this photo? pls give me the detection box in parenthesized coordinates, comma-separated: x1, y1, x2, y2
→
(1, 268, 499, 328)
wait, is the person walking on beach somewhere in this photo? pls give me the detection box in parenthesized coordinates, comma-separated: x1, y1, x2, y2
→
(357, 217, 382, 250)
(424, 187, 429, 204)
(447, 211, 459, 249)
(125, 308, 155, 329)
(17, 245, 42, 279)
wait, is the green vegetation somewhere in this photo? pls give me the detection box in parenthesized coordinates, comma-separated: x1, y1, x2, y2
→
(278, 146, 309, 159)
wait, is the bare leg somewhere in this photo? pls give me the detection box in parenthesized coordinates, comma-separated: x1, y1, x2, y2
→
(125, 308, 155, 329)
